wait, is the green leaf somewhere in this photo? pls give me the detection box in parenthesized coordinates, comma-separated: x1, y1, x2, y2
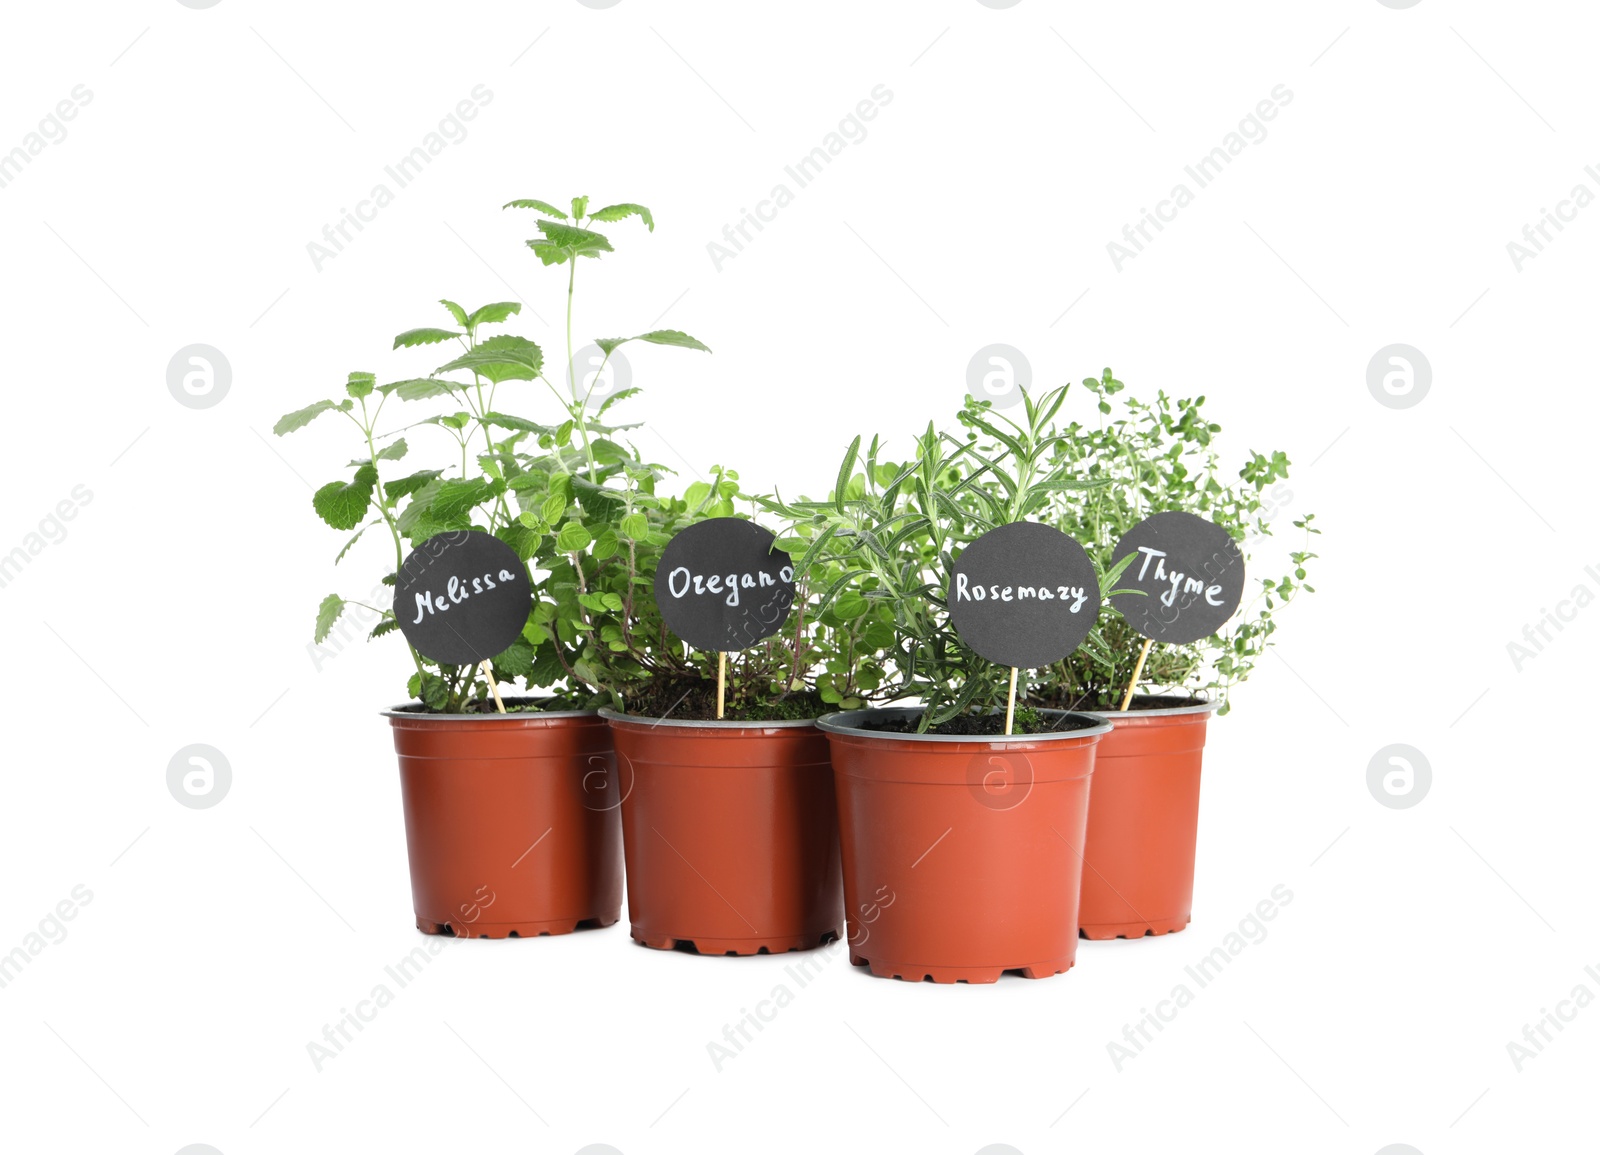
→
(393, 328, 460, 350)
(504, 198, 568, 219)
(440, 300, 469, 327)
(834, 591, 869, 619)
(395, 479, 444, 533)
(369, 617, 399, 641)
(376, 437, 408, 462)
(540, 494, 567, 524)
(335, 521, 377, 564)
(381, 378, 458, 401)
(274, 400, 337, 436)
(572, 476, 624, 521)
(596, 386, 640, 417)
(588, 203, 654, 231)
(435, 334, 544, 383)
(496, 522, 540, 561)
(313, 464, 378, 531)
(467, 301, 520, 330)
(431, 478, 496, 521)
(596, 329, 711, 356)
(835, 435, 861, 513)
(384, 469, 441, 500)
(314, 594, 345, 644)
(345, 371, 376, 398)
(536, 220, 612, 258)
(620, 512, 648, 539)
(526, 238, 572, 267)
(556, 523, 592, 552)
(484, 411, 555, 435)
(571, 195, 590, 219)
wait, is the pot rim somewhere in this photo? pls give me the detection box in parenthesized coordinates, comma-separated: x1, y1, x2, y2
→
(380, 702, 600, 721)
(1083, 697, 1220, 720)
(598, 706, 819, 731)
(817, 706, 1113, 743)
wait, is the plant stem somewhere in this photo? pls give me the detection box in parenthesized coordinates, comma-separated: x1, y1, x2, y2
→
(360, 406, 428, 691)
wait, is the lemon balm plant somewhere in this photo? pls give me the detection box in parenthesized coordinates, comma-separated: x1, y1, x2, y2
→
(273, 194, 710, 940)
(276, 195, 710, 713)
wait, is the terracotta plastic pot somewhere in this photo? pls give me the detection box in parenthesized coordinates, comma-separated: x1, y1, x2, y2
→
(818, 708, 1112, 984)
(383, 707, 623, 938)
(1077, 698, 1218, 939)
(601, 710, 844, 956)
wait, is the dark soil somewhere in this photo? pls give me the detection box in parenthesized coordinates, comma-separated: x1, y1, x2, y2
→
(393, 696, 582, 716)
(620, 678, 827, 723)
(1031, 692, 1209, 713)
(859, 709, 1101, 736)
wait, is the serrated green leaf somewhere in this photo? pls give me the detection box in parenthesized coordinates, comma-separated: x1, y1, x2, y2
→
(376, 437, 408, 462)
(393, 328, 460, 350)
(313, 464, 378, 531)
(440, 299, 469, 327)
(335, 521, 377, 564)
(503, 198, 568, 219)
(467, 301, 520, 330)
(571, 195, 590, 219)
(396, 478, 444, 532)
(345, 371, 376, 398)
(369, 617, 399, 641)
(484, 411, 555, 435)
(314, 594, 345, 644)
(435, 334, 544, 384)
(596, 329, 711, 356)
(538, 219, 612, 255)
(540, 494, 567, 524)
(431, 478, 495, 521)
(635, 329, 710, 352)
(385, 469, 441, 501)
(525, 238, 570, 267)
(588, 203, 653, 231)
(274, 400, 337, 436)
(381, 378, 458, 401)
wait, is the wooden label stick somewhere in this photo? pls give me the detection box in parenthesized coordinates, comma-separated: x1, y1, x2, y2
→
(1119, 638, 1154, 712)
(1004, 666, 1019, 735)
(481, 659, 507, 714)
(716, 651, 727, 720)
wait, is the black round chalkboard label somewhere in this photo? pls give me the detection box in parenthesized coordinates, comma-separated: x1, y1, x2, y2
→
(1108, 511, 1245, 644)
(394, 530, 533, 665)
(653, 518, 795, 652)
(947, 521, 1100, 669)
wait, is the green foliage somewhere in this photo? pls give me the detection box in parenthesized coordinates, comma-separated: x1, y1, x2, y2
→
(277, 195, 710, 713)
(1029, 369, 1317, 712)
(274, 195, 1314, 721)
(760, 384, 1121, 729)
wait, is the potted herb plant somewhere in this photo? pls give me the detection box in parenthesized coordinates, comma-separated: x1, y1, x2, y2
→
(1031, 369, 1318, 938)
(274, 195, 697, 938)
(483, 196, 853, 957)
(554, 464, 867, 956)
(763, 386, 1122, 983)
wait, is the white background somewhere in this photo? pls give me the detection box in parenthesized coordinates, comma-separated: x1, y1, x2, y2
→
(0, 2, 1593, 1153)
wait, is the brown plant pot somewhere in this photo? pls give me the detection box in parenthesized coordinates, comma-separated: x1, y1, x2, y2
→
(601, 710, 844, 956)
(818, 708, 1112, 984)
(383, 706, 623, 938)
(1077, 698, 1218, 939)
